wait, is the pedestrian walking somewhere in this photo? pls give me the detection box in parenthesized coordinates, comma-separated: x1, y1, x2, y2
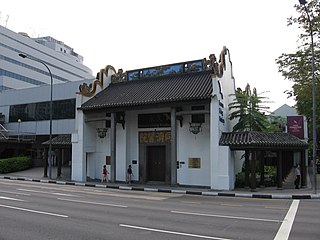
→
(101, 165, 109, 183)
(294, 164, 301, 189)
(126, 165, 133, 184)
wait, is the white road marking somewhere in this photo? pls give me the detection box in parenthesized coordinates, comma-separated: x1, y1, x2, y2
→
(0, 204, 68, 218)
(93, 192, 169, 201)
(0, 196, 25, 202)
(17, 188, 78, 197)
(0, 190, 31, 196)
(18, 187, 168, 200)
(171, 210, 282, 223)
(120, 224, 232, 240)
(58, 198, 128, 208)
(51, 192, 79, 196)
(274, 200, 300, 240)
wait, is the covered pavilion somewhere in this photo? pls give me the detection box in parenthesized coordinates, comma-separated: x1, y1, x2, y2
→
(219, 131, 309, 191)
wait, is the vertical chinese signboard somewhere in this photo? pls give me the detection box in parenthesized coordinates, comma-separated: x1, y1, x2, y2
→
(287, 116, 304, 139)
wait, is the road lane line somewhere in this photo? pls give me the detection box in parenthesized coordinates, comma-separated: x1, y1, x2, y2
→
(0, 190, 31, 196)
(58, 198, 128, 208)
(0, 204, 68, 218)
(221, 204, 243, 207)
(51, 192, 79, 196)
(265, 206, 288, 211)
(181, 201, 201, 204)
(0, 196, 25, 202)
(274, 200, 300, 240)
(17, 188, 79, 197)
(120, 224, 232, 240)
(171, 210, 282, 223)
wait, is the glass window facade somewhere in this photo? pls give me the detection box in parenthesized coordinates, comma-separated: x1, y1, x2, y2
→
(9, 99, 76, 122)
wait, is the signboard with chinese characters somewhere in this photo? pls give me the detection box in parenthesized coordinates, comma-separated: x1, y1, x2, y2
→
(139, 131, 171, 144)
(287, 116, 304, 139)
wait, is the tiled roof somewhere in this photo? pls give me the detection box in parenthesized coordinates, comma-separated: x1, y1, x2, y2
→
(81, 71, 213, 111)
(219, 131, 308, 150)
(42, 134, 71, 146)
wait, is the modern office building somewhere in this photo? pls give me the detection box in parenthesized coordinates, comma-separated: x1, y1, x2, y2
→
(0, 25, 94, 92)
(0, 79, 92, 168)
(0, 25, 94, 173)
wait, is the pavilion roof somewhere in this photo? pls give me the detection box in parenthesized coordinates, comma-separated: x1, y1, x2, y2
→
(42, 134, 71, 146)
(219, 131, 308, 150)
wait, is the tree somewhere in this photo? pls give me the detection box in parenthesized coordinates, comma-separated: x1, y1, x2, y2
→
(276, 0, 320, 131)
(229, 84, 270, 132)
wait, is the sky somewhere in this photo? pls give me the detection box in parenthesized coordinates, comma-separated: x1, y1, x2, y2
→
(1, 0, 302, 111)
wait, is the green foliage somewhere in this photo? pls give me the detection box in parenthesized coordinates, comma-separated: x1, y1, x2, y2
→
(264, 166, 277, 187)
(0, 156, 32, 174)
(266, 116, 287, 132)
(235, 172, 245, 188)
(229, 84, 270, 132)
(276, 0, 320, 132)
(235, 166, 277, 188)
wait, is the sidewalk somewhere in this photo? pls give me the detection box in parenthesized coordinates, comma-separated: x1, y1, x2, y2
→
(1, 167, 320, 200)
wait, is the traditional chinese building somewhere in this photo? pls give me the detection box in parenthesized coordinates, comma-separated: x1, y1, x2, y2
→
(72, 47, 238, 190)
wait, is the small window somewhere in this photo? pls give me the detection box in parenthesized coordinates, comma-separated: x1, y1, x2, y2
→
(191, 106, 205, 123)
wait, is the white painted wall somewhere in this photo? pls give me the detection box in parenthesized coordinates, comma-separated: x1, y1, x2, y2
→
(71, 104, 86, 181)
(209, 52, 236, 190)
(116, 125, 127, 182)
(177, 107, 211, 186)
(125, 110, 139, 181)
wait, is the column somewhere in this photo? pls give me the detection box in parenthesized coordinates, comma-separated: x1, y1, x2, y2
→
(259, 151, 265, 187)
(301, 150, 306, 187)
(245, 150, 250, 188)
(250, 151, 256, 191)
(277, 151, 283, 189)
(57, 149, 62, 178)
(110, 112, 116, 182)
(43, 148, 48, 177)
(170, 107, 177, 185)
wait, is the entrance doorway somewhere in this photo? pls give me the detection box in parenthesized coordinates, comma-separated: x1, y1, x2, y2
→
(147, 146, 166, 181)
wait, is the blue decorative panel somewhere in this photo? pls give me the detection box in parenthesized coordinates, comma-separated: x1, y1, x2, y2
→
(126, 59, 205, 81)
(127, 70, 140, 81)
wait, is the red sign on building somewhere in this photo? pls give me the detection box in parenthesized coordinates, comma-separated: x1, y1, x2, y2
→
(287, 116, 304, 139)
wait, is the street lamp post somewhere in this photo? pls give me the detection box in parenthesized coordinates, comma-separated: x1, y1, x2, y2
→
(298, 0, 317, 194)
(17, 119, 21, 142)
(18, 53, 53, 179)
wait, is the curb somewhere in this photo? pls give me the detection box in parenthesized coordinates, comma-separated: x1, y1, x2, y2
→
(1, 176, 320, 200)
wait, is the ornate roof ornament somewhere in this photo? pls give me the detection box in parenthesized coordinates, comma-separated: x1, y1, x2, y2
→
(78, 65, 117, 97)
(203, 46, 227, 78)
(111, 68, 127, 83)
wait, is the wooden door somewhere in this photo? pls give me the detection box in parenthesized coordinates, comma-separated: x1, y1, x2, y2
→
(147, 146, 166, 181)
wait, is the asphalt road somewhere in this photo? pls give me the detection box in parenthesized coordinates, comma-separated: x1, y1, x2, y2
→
(0, 179, 319, 240)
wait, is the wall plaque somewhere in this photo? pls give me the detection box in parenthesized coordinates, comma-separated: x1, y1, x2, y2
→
(188, 158, 201, 168)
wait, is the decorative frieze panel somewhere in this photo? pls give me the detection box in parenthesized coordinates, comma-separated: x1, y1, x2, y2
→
(139, 131, 171, 144)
